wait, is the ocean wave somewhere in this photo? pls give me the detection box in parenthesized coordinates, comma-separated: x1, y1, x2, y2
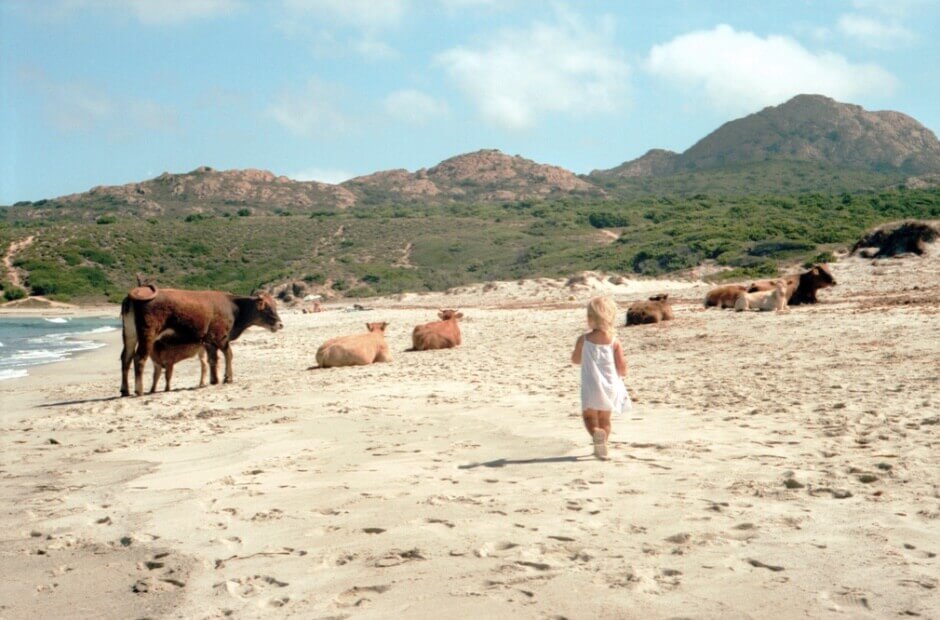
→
(0, 368, 28, 381)
(86, 326, 118, 334)
(44, 317, 70, 324)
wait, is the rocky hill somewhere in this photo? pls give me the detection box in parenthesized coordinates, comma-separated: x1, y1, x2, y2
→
(593, 94, 940, 178)
(10, 151, 602, 221)
(11, 166, 357, 222)
(342, 149, 602, 205)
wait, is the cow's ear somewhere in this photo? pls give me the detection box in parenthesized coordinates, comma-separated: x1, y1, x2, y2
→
(437, 310, 445, 319)
(257, 297, 268, 311)
(381, 321, 389, 330)
(455, 312, 464, 319)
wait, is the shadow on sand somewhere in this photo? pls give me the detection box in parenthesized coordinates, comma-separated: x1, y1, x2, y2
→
(458, 455, 592, 469)
(39, 385, 206, 408)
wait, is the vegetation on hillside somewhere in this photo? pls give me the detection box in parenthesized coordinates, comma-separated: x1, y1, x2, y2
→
(2, 187, 938, 302)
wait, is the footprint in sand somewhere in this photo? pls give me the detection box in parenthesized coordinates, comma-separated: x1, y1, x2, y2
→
(217, 574, 289, 600)
(334, 584, 391, 608)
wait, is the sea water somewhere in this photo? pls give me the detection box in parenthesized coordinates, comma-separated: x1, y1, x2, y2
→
(0, 316, 119, 381)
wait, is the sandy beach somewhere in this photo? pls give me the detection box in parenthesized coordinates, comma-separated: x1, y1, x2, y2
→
(1, 254, 938, 619)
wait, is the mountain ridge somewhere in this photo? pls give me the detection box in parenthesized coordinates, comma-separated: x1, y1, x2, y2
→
(8, 94, 940, 221)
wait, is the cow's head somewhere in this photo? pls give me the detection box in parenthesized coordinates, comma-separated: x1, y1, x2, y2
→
(438, 309, 464, 320)
(773, 279, 787, 293)
(808, 264, 836, 288)
(648, 294, 669, 302)
(255, 294, 284, 332)
(366, 322, 389, 333)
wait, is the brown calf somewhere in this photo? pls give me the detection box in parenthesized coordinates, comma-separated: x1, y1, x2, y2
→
(626, 294, 674, 325)
(411, 309, 463, 351)
(150, 339, 209, 393)
(704, 284, 748, 309)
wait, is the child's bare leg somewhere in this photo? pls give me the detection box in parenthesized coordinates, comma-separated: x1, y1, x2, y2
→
(598, 410, 612, 439)
(582, 409, 599, 437)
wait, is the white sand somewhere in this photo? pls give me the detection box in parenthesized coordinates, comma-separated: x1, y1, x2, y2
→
(1, 257, 938, 618)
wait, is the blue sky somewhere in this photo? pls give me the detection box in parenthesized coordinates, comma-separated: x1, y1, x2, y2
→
(2, 0, 939, 203)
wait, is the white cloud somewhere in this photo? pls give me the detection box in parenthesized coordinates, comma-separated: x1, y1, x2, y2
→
(283, 0, 404, 29)
(34, 0, 240, 25)
(288, 167, 355, 184)
(837, 13, 915, 48)
(266, 79, 353, 137)
(19, 67, 178, 138)
(436, 11, 629, 130)
(383, 90, 447, 124)
(645, 25, 898, 114)
(354, 36, 399, 60)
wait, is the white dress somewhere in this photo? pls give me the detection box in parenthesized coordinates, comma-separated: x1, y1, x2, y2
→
(580, 338, 631, 414)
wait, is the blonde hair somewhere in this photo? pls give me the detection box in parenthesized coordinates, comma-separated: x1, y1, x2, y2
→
(587, 296, 618, 333)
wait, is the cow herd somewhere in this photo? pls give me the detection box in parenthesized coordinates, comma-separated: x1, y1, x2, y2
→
(631, 263, 837, 325)
(118, 263, 836, 396)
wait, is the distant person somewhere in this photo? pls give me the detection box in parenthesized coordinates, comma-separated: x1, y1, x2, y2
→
(571, 296, 631, 460)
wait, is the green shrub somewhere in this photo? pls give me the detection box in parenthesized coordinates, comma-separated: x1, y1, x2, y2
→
(96, 215, 116, 225)
(588, 211, 630, 228)
(3, 286, 27, 301)
(237, 208, 252, 217)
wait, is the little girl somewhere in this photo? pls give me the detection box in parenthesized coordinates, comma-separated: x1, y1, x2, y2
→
(571, 296, 630, 460)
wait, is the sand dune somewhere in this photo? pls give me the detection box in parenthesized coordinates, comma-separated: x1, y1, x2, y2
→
(1, 254, 938, 618)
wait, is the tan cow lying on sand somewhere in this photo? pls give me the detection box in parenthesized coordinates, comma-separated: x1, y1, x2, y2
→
(626, 294, 674, 325)
(704, 284, 748, 309)
(735, 280, 789, 312)
(150, 339, 208, 393)
(316, 322, 391, 368)
(412, 310, 463, 350)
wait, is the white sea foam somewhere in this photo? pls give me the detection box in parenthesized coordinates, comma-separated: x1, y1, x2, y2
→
(86, 326, 117, 334)
(0, 368, 29, 381)
(44, 317, 69, 324)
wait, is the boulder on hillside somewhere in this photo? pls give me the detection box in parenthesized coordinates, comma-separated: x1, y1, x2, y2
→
(851, 220, 939, 258)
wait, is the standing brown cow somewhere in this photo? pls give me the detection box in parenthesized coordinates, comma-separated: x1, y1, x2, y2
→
(749, 264, 837, 305)
(120, 286, 283, 396)
(411, 309, 463, 351)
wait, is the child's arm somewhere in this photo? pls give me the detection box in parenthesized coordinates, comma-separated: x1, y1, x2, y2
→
(571, 335, 585, 365)
(613, 340, 627, 377)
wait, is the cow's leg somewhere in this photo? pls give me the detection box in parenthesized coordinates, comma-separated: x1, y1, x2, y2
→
(198, 351, 209, 388)
(133, 338, 152, 397)
(150, 362, 162, 394)
(164, 363, 174, 392)
(207, 345, 220, 385)
(120, 303, 137, 397)
(223, 345, 234, 383)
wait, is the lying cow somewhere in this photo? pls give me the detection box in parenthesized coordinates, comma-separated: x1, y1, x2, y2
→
(315, 322, 391, 368)
(120, 285, 283, 396)
(704, 284, 748, 309)
(411, 309, 463, 351)
(749, 264, 836, 305)
(735, 280, 789, 312)
(626, 294, 674, 325)
(150, 339, 208, 393)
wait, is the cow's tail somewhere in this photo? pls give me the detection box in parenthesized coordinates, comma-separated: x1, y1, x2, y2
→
(120, 297, 137, 360)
